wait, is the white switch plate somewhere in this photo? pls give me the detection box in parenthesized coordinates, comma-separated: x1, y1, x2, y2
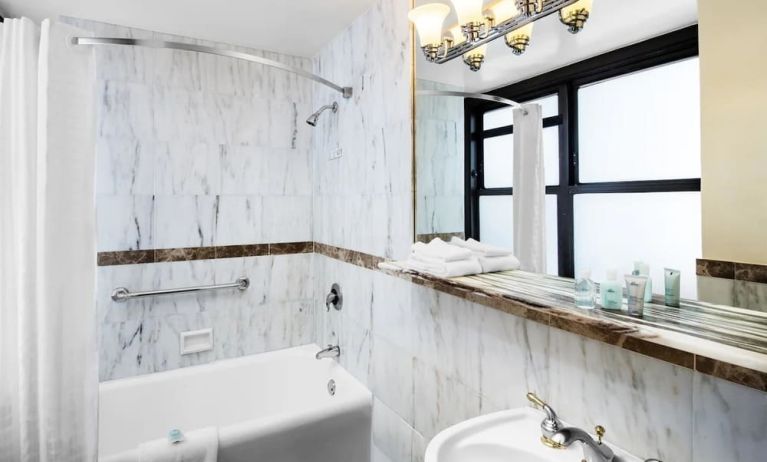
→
(329, 148, 343, 160)
(179, 328, 213, 355)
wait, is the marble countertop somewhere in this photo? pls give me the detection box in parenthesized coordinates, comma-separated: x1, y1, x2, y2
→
(378, 262, 767, 392)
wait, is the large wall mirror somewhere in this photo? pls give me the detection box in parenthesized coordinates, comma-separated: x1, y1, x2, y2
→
(413, 0, 767, 318)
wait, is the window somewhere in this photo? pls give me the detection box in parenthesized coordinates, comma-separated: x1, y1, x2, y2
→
(465, 26, 701, 297)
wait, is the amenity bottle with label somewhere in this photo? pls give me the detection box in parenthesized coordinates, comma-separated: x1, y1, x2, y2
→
(575, 270, 595, 310)
(600, 270, 623, 311)
(634, 261, 653, 303)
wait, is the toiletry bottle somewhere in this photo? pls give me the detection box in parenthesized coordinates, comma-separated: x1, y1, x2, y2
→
(574, 270, 595, 310)
(625, 273, 648, 317)
(599, 270, 623, 311)
(664, 268, 681, 307)
(634, 261, 653, 303)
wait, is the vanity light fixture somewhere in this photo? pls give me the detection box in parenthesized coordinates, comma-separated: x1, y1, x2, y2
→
(408, 0, 594, 71)
(559, 0, 592, 33)
(408, 3, 451, 62)
(463, 44, 487, 71)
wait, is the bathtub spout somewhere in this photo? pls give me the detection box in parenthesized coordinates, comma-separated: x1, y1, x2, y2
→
(316, 345, 340, 360)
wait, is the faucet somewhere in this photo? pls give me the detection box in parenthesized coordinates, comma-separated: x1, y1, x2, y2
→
(315, 344, 340, 360)
(526, 392, 615, 462)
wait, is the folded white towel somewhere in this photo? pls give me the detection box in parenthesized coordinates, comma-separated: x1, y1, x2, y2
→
(405, 254, 482, 278)
(139, 427, 218, 462)
(477, 255, 520, 273)
(449, 237, 513, 257)
(412, 238, 473, 262)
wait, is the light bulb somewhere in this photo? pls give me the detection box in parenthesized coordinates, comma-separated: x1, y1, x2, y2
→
(463, 44, 487, 71)
(408, 4, 451, 48)
(489, 0, 520, 24)
(505, 22, 533, 55)
(559, 0, 593, 34)
(450, 0, 485, 26)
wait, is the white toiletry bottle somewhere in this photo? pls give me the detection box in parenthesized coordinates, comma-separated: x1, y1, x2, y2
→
(634, 261, 652, 303)
(574, 269, 595, 309)
(600, 269, 623, 310)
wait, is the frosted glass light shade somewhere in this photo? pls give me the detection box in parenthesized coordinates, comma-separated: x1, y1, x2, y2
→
(489, 0, 520, 23)
(451, 0, 485, 25)
(408, 4, 451, 47)
(561, 0, 593, 16)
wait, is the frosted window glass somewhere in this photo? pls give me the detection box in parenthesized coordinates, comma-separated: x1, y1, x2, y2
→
(574, 192, 701, 299)
(483, 94, 558, 130)
(480, 196, 513, 248)
(578, 58, 701, 182)
(483, 126, 559, 188)
(479, 195, 558, 275)
(484, 135, 513, 188)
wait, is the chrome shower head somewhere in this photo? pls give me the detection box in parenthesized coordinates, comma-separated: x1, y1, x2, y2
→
(306, 102, 338, 127)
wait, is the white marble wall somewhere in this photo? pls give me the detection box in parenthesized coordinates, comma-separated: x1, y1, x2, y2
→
(311, 0, 413, 260)
(62, 17, 317, 380)
(415, 79, 465, 237)
(310, 1, 767, 462)
(63, 17, 314, 252)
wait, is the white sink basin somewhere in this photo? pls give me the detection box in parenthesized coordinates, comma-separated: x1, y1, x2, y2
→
(425, 407, 641, 462)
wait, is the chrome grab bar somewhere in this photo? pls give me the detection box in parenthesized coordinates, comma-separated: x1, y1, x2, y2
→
(111, 277, 250, 302)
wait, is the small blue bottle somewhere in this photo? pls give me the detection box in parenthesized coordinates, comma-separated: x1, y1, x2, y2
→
(575, 269, 595, 310)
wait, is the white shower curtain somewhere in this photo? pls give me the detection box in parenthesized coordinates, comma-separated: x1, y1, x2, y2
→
(512, 103, 546, 273)
(0, 18, 98, 462)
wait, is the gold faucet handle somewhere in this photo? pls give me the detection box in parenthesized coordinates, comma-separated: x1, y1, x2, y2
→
(526, 392, 547, 408)
(595, 425, 606, 444)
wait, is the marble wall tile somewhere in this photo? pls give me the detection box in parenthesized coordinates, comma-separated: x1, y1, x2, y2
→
(370, 335, 416, 426)
(478, 307, 550, 411)
(548, 329, 693, 462)
(412, 358, 482, 441)
(154, 141, 223, 195)
(261, 196, 313, 243)
(215, 195, 263, 246)
(96, 136, 155, 195)
(372, 399, 415, 462)
(100, 254, 314, 381)
(96, 195, 154, 251)
(692, 372, 767, 462)
(153, 195, 219, 248)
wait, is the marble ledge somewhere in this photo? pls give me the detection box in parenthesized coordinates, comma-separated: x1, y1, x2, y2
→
(374, 264, 767, 393)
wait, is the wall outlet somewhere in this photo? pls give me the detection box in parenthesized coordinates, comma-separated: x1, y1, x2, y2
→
(329, 148, 343, 160)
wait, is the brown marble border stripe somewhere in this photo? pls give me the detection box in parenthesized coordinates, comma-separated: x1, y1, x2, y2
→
(697, 258, 767, 284)
(97, 242, 313, 266)
(695, 356, 767, 392)
(313, 242, 385, 270)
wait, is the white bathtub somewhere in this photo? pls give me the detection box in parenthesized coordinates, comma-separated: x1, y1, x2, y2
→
(99, 344, 372, 462)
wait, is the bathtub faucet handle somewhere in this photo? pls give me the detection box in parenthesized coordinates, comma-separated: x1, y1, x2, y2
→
(325, 283, 343, 311)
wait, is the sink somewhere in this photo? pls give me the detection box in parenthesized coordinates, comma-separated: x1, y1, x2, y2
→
(425, 407, 641, 462)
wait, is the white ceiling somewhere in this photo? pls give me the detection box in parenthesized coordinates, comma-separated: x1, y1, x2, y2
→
(416, 0, 698, 92)
(0, 0, 377, 57)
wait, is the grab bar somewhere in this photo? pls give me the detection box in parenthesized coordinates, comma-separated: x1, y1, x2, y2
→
(111, 277, 250, 302)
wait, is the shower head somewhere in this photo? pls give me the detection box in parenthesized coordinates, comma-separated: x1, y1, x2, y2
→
(306, 102, 338, 127)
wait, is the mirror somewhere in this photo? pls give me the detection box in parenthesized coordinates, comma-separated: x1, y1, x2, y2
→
(413, 0, 767, 317)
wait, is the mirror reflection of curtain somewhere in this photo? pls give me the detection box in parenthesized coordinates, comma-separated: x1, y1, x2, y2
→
(0, 18, 97, 462)
(512, 104, 546, 273)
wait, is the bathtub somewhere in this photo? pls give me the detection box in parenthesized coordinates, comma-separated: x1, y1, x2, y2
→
(98, 344, 372, 462)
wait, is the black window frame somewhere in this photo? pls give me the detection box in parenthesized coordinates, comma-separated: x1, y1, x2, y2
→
(465, 25, 700, 278)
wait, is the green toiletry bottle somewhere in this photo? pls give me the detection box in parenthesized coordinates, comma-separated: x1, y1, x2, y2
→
(600, 269, 623, 311)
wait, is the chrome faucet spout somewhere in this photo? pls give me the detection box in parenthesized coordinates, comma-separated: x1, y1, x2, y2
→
(315, 344, 340, 360)
(550, 427, 615, 462)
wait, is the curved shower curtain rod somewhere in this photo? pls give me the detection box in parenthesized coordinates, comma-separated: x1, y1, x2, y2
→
(72, 37, 353, 98)
(416, 90, 520, 108)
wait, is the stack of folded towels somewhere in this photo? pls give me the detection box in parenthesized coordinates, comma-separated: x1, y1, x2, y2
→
(404, 237, 520, 278)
